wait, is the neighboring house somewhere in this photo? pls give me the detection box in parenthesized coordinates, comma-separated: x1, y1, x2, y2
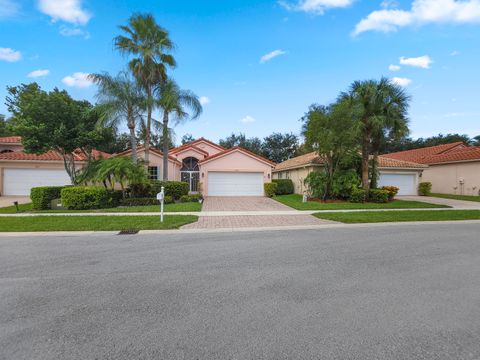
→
(118, 138, 275, 197)
(383, 142, 480, 195)
(0, 136, 110, 196)
(273, 151, 427, 196)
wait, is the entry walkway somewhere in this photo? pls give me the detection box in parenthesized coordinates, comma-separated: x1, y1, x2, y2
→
(398, 195, 480, 209)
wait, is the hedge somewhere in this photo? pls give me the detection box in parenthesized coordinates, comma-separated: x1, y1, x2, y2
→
(61, 186, 120, 210)
(418, 182, 432, 196)
(264, 182, 278, 198)
(31, 186, 68, 210)
(128, 181, 189, 200)
(120, 196, 173, 207)
(368, 189, 390, 203)
(349, 188, 367, 203)
(179, 194, 203, 203)
(272, 179, 294, 195)
(381, 186, 399, 201)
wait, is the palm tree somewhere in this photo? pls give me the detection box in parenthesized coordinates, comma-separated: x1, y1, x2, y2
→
(155, 79, 202, 180)
(89, 72, 144, 161)
(114, 13, 176, 164)
(341, 78, 410, 190)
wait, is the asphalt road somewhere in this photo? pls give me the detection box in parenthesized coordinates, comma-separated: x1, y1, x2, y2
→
(1, 224, 480, 360)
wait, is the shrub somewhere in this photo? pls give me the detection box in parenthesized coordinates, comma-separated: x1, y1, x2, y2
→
(127, 182, 152, 198)
(332, 170, 361, 200)
(61, 186, 120, 210)
(120, 196, 173, 207)
(179, 194, 203, 203)
(381, 186, 399, 201)
(304, 171, 327, 199)
(368, 189, 389, 203)
(272, 179, 294, 195)
(349, 188, 367, 203)
(30, 186, 68, 210)
(150, 181, 189, 200)
(264, 182, 278, 197)
(418, 182, 432, 196)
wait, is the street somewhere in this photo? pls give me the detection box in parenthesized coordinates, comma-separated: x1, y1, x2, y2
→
(1, 224, 480, 359)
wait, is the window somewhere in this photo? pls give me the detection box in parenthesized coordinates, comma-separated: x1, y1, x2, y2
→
(181, 157, 199, 171)
(148, 166, 159, 180)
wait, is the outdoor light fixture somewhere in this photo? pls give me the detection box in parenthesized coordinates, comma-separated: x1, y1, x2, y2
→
(13, 201, 19, 213)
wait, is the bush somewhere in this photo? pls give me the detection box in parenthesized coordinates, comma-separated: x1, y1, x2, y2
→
(332, 170, 361, 200)
(179, 194, 203, 203)
(30, 186, 68, 210)
(264, 182, 278, 197)
(304, 171, 327, 199)
(127, 182, 152, 198)
(418, 182, 432, 196)
(127, 180, 190, 200)
(381, 186, 399, 201)
(349, 188, 367, 203)
(368, 189, 389, 203)
(61, 186, 120, 210)
(272, 179, 294, 195)
(120, 196, 173, 207)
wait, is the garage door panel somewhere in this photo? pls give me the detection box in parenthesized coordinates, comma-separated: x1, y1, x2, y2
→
(208, 172, 263, 196)
(378, 173, 416, 196)
(3, 169, 71, 196)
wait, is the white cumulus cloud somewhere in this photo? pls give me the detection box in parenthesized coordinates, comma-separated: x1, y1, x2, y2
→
(450, 50, 460, 56)
(28, 69, 50, 78)
(400, 55, 433, 69)
(59, 25, 90, 38)
(353, 0, 480, 36)
(389, 64, 401, 71)
(260, 49, 286, 64)
(279, 0, 354, 15)
(0, 47, 21, 62)
(391, 77, 412, 87)
(62, 72, 93, 88)
(38, 0, 91, 25)
(240, 115, 256, 124)
(199, 96, 211, 106)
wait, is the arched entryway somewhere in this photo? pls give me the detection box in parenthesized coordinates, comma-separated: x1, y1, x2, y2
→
(181, 157, 200, 193)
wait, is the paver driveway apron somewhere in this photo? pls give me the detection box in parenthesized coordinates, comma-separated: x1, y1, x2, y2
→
(0, 196, 30, 208)
(184, 196, 334, 229)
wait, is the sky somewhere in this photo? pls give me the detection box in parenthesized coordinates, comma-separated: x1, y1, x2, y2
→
(0, 0, 479, 144)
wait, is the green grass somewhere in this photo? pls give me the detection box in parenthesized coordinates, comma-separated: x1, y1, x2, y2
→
(314, 210, 480, 223)
(0, 215, 198, 232)
(274, 194, 449, 210)
(431, 193, 480, 203)
(0, 202, 201, 214)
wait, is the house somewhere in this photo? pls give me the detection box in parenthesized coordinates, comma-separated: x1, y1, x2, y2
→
(383, 142, 480, 195)
(273, 151, 427, 196)
(117, 138, 275, 197)
(0, 136, 110, 196)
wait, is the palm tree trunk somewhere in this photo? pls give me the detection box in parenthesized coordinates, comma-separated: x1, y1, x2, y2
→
(361, 129, 370, 191)
(144, 86, 152, 165)
(162, 112, 169, 180)
(127, 110, 137, 161)
(370, 151, 379, 189)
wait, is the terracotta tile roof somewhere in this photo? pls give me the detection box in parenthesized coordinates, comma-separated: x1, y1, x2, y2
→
(170, 137, 225, 155)
(421, 146, 480, 164)
(382, 142, 466, 164)
(199, 146, 276, 166)
(377, 156, 427, 169)
(115, 146, 181, 163)
(0, 149, 111, 162)
(169, 144, 209, 156)
(0, 136, 22, 144)
(273, 152, 324, 171)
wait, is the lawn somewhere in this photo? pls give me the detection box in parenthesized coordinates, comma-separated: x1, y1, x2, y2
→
(0, 215, 198, 232)
(0, 202, 201, 214)
(431, 193, 480, 203)
(314, 210, 480, 223)
(274, 194, 449, 210)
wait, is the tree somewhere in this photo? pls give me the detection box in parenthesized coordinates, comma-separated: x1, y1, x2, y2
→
(219, 133, 263, 155)
(341, 78, 410, 190)
(262, 133, 299, 163)
(6, 83, 109, 184)
(89, 72, 144, 161)
(0, 114, 14, 137)
(473, 135, 480, 146)
(384, 133, 475, 153)
(155, 79, 202, 179)
(115, 13, 176, 164)
(181, 133, 195, 145)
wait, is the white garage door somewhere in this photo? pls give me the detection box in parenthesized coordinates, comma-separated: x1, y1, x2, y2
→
(3, 168, 71, 196)
(208, 172, 264, 196)
(378, 173, 417, 196)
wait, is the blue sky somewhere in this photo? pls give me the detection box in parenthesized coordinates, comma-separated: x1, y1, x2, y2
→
(1, 0, 479, 144)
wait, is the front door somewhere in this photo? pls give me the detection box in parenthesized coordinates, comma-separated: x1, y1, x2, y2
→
(181, 157, 200, 193)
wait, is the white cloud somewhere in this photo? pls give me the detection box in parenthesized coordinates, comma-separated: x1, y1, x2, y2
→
(260, 49, 286, 64)
(389, 64, 401, 71)
(450, 50, 460, 56)
(0, 0, 19, 18)
(240, 115, 256, 124)
(199, 96, 210, 106)
(59, 25, 90, 38)
(62, 72, 93, 88)
(38, 0, 91, 25)
(279, 0, 354, 15)
(353, 0, 480, 36)
(0, 47, 21, 62)
(391, 77, 412, 87)
(400, 55, 433, 69)
(28, 69, 50, 78)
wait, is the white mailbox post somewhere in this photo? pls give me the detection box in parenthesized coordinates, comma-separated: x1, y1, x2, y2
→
(156, 186, 165, 223)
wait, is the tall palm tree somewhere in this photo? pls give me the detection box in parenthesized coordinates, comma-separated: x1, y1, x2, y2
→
(155, 79, 202, 180)
(341, 77, 410, 190)
(115, 13, 176, 164)
(89, 72, 144, 161)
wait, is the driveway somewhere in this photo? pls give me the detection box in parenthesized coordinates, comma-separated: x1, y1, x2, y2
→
(2, 224, 480, 359)
(399, 195, 480, 209)
(0, 196, 30, 208)
(202, 196, 292, 212)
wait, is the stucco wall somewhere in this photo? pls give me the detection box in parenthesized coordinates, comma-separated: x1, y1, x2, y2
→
(135, 150, 180, 181)
(273, 166, 318, 194)
(174, 148, 207, 163)
(194, 142, 223, 157)
(422, 161, 480, 195)
(199, 150, 272, 196)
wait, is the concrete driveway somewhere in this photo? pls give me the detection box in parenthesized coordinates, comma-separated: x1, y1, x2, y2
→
(399, 195, 480, 209)
(2, 224, 480, 359)
(0, 196, 30, 208)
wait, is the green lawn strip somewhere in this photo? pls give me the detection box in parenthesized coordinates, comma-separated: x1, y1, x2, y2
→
(431, 193, 480, 203)
(0, 203, 33, 214)
(0, 215, 198, 232)
(314, 210, 480, 224)
(274, 194, 449, 210)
